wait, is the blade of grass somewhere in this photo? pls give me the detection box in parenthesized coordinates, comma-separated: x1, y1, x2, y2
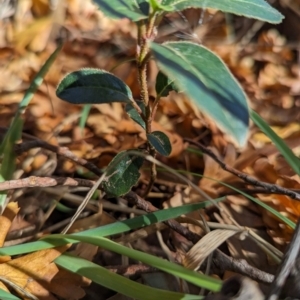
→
(48, 235, 222, 292)
(0, 43, 63, 214)
(0, 42, 63, 154)
(251, 110, 300, 175)
(79, 104, 91, 135)
(0, 288, 21, 300)
(0, 197, 225, 256)
(56, 253, 203, 300)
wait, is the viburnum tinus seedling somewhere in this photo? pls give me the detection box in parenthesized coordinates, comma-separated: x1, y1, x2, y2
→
(56, 0, 283, 197)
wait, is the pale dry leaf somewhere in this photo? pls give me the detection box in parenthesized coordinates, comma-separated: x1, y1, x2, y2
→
(182, 229, 239, 270)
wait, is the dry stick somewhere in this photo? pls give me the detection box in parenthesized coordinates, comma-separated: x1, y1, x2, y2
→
(14, 139, 273, 283)
(185, 138, 300, 201)
(0, 176, 95, 191)
(219, 187, 300, 197)
(266, 219, 300, 300)
(1, 175, 299, 200)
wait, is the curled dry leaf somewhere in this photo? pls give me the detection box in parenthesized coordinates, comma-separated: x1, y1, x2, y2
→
(182, 229, 239, 270)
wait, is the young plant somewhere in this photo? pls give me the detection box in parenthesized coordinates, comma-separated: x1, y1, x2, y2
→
(56, 0, 283, 198)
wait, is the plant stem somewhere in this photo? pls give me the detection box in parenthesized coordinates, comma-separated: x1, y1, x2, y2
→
(137, 13, 158, 197)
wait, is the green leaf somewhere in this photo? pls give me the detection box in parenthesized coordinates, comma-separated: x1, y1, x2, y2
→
(147, 131, 172, 156)
(0, 197, 225, 256)
(149, 0, 173, 12)
(161, 0, 283, 24)
(250, 110, 300, 175)
(125, 101, 146, 129)
(56, 254, 203, 300)
(56, 68, 133, 104)
(92, 0, 148, 21)
(151, 41, 249, 147)
(48, 236, 222, 292)
(155, 71, 180, 97)
(101, 150, 144, 196)
(0, 289, 21, 300)
(79, 104, 91, 135)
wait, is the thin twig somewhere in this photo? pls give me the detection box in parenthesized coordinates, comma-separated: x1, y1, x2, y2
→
(0, 176, 95, 191)
(185, 139, 300, 201)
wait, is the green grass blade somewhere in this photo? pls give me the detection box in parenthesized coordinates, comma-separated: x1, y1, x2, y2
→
(56, 254, 203, 300)
(0, 288, 22, 300)
(79, 104, 91, 134)
(0, 197, 225, 256)
(50, 236, 222, 292)
(250, 110, 300, 175)
(0, 42, 63, 154)
(0, 43, 62, 215)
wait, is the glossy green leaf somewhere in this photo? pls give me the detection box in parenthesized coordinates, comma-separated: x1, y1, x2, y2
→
(125, 101, 146, 129)
(48, 236, 222, 292)
(250, 110, 300, 175)
(147, 131, 172, 156)
(151, 41, 249, 147)
(92, 0, 148, 21)
(161, 0, 283, 24)
(0, 197, 225, 256)
(101, 150, 144, 196)
(155, 71, 180, 97)
(56, 254, 202, 300)
(56, 68, 133, 105)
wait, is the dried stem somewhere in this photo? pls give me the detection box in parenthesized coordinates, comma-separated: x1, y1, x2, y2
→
(185, 138, 300, 201)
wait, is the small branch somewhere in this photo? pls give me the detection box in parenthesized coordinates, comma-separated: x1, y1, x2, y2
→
(185, 139, 300, 201)
(212, 251, 274, 284)
(219, 187, 300, 197)
(0, 176, 95, 192)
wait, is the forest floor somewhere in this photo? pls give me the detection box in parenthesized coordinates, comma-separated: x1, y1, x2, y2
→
(0, 0, 300, 299)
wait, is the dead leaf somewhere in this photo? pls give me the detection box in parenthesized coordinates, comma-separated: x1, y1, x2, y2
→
(0, 246, 64, 298)
(0, 202, 20, 248)
(183, 229, 239, 270)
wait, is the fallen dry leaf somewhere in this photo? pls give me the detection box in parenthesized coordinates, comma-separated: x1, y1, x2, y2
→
(0, 245, 89, 299)
(183, 229, 239, 270)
